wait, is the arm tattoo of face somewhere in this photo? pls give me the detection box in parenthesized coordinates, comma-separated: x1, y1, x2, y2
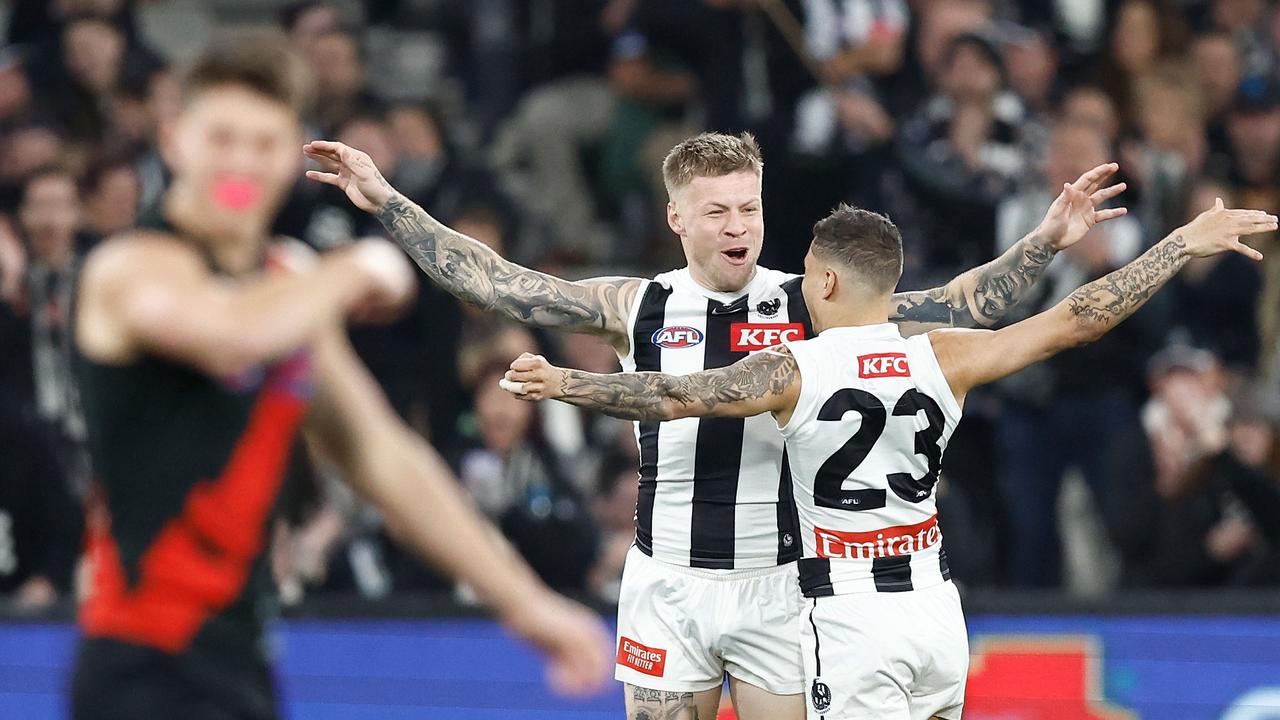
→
(630, 687, 700, 720)
(559, 347, 799, 421)
(970, 235, 1055, 324)
(889, 232, 1056, 330)
(1066, 233, 1188, 328)
(374, 194, 638, 337)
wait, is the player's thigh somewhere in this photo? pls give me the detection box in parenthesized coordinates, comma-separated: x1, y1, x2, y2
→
(800, 596, 912, 720)
(719, 562, 806, 698)
(615, 547, 723, 691)
(728, 675, 805, 720)
(906, 583, 968, 720)
(625, 684, 722, 720)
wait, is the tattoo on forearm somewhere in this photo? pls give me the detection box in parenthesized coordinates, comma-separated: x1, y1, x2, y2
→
(890, 233, 1056, 329)
(559, 348, 798, 421)
(631, 687, 699, 720)
(374, 194, 638, 336)
(1066, 233, 1187, 328)
(970, 236, 1056, 323)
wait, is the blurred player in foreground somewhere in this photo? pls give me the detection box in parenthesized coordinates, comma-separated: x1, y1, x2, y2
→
(69, 32, 609, 720)
(501, 198, 1274, 719)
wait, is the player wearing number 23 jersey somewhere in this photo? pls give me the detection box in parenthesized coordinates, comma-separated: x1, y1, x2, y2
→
(503, 199, 1276, 718)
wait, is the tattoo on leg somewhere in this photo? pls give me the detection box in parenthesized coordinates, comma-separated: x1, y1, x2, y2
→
(629, 687, 700, 720)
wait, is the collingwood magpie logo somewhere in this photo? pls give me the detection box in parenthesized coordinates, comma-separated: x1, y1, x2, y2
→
(757, 298, 781, 317)
(811, 678, 831, 712)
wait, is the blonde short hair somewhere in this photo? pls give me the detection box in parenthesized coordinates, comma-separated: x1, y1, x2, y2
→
(661, 132, 764, 198)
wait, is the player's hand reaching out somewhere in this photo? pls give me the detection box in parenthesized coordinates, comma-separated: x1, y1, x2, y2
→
(1177, 198, 1274, 261)
(501, 353, 567, 401)
(336, 238, 416, 321)
(1035, 162, 1129, 251)
(501, 589, 613, 696)
(303, 140, 397, 213)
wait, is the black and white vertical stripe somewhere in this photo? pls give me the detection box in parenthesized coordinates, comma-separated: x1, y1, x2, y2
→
(621, 268, 810, 569)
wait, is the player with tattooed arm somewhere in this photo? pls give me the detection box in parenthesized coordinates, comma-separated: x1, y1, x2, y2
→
(501, 198, 1274, 720)
(306, 132, 1124, 720)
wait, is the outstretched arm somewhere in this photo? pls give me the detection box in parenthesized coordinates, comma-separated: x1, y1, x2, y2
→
(501, 346, 802, 425)
(304, 324, 612, 696)
(930, 199, 1275, 403)
(890, 162, 1128, 333)
(303, 140, 642, 348)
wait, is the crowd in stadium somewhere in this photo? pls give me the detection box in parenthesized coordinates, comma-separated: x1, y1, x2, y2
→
(1, 0, 1280, 613)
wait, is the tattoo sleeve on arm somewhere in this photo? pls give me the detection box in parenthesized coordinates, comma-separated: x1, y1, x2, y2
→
(890, 232, 1056, 330)
(1064, 233, 1188, 333)
(375, 193, 639, 338)
(557, 347, 799, 422)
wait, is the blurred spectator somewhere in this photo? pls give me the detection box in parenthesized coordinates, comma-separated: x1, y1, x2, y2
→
(280, 1, 345, 57)
(9, 166, 92, 495)
(1001, 26, 1059, 119)
(305, 26, 377, 137)
(457, 363, 600, 590)
(491, 0, 620, 264)
(785, 0, 905, 213)
(1123, 63, 1201, 235)
(897, 31, 1031, 273)
(0, 48, 34, 129)
(1059, 84, 1120, 147)
(80, 152, 140, 239)
(1099, 0, 1188, 134)
(991, 118, 1150, 587)
(1217, 75, 1280, 215)
(1192, 31, 1243, 162)
(1107, 346, 1279, 587)
(0, 124, 66, 214)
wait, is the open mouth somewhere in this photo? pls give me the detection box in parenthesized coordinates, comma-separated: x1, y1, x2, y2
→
(722, 247, 749, 265)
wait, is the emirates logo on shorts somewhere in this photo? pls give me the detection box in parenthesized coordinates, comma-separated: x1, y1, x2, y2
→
(617, 637, 667, 677)
(811, 679, 832, 712)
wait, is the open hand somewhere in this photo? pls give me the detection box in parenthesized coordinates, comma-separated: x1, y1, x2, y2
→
(303, 140, 396, 213)
(502, 590, 613, 696)
(1036, 162, 1129, 250)
(1179, 198, 1274, 261)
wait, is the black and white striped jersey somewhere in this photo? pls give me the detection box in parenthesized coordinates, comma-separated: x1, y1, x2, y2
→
(618, 266, 810, 570)
(779, 324, 962, 596)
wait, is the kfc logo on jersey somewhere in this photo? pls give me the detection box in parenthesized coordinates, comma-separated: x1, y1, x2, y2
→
(730, 323, 806, 352)
(652, 326, 704, 349)
(617, 637, 667, 677)
(858, 352, 910, 378)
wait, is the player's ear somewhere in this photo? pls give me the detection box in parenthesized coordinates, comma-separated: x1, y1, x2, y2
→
(667, 201, 685, 237)
(822, 268, 837, 300)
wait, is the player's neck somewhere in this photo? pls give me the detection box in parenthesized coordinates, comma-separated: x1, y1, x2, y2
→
(165, 183, 268, 276)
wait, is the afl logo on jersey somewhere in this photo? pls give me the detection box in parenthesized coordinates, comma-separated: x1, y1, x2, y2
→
(652, 326, 704, 348)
